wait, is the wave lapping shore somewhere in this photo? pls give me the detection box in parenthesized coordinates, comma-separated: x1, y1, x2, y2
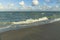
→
(0, 17, 60, 33)
(1, 18, 60, 40)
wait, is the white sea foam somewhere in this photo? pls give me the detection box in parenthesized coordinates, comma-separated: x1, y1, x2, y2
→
(2, 18, 60, 29)
(0, 17, 60, 33)
(0, 24, 13, 29)
(49, 18, 60, 23)
(12, 17, 48, 24)
(1, 17, 60, 29)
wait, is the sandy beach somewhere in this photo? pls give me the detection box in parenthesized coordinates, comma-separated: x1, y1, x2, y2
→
(0, 21, 60, 40)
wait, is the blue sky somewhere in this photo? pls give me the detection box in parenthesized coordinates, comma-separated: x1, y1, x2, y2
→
(0, 0, 60, 11)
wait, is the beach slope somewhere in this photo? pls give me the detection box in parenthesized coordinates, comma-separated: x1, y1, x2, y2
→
(1, 21, 60, 40)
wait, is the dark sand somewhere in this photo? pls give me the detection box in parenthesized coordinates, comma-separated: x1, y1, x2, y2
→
(0, 21, 60, 40)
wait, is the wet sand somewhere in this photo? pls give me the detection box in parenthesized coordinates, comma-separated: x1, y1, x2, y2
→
(0, 21, 60, 40)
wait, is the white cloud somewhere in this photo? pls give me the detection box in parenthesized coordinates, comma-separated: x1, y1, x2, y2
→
(9, 3, 14, 7)
(55, 5, 59, 8)
(19, 1, 32, 10)
(32, 0, 39, 6)
(24, 6, 32, 10)
(19, 1, 25, 6)
(0, 3, 2, 6)
(48, 6, 52, 8)
(8, 3, 15, 9)
(39, 5, 52, 11)
(0, 6, 4, 9)
(54, 5, 60, 11)
(10, 4, 14, 6)
(0, 3, 4, 9)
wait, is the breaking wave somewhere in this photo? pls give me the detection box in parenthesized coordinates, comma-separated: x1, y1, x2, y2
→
(0, 17, 60, 33)
(1, 17, 60, 29)
(12, 17, 48, 25)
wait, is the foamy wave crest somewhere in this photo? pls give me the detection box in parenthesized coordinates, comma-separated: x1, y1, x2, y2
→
(0, 17, 60, 33)
(49, 18, 60, 23)
(12, 17, 48, 24)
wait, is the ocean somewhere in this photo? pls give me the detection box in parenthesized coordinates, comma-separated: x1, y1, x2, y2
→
(0, 12, 60, 22)
(0, 12, 60, 33)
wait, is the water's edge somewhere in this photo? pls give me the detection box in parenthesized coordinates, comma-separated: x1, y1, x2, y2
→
(0, 18, 60, 33)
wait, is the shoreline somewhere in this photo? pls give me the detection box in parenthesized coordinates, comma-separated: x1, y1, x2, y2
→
(0, 21, 60, 40)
